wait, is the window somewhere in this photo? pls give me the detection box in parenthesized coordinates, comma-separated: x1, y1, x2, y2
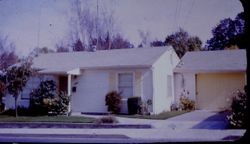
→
(118, 73, 133, 98)
(167, 75, 172, 97)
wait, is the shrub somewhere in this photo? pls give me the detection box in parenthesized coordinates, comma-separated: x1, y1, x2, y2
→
(0, 81, 5, 112)
(127, 97, 142, 115)
(170, 103, 179, 111)
(179, 96, 195, 111)
(30, 80, 69, 116)
(105, 91, 122, 114)
(227, 90, 247, 129)
(94, 116, 118, 124)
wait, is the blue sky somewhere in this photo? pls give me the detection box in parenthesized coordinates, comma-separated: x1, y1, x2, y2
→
(0, 0, 243, 56)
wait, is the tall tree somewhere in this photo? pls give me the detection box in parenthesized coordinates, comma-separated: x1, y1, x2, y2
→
(206, 12, 245, 50)
(164, 29, 202, 58)
(0, 35, 18, 70)
(27, 47, 54, 62)
(68, 0, 119, 51)
(6, 62, 32, 117)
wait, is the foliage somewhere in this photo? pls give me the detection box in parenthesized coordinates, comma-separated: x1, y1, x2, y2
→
(206, 12, 245, 50)
(227, 90, 247, 129)
(150, 40, 165, 47)
(170, 103, 179, 111)
(0, 34, 18, 70)
(105, 91, 122, 114)
(6, 62, 32, 117)
(72, 39, 85, 51)
(179, 96, 195, 111)
(30, 80, 69, 116)
(56, 42, 70, 53)
(138, 100, 150, 115)
(0, 81, 5, 111)
(164, 29, 202, 58)
(127, 97, 142, 115)
(94, 115, 118, 124)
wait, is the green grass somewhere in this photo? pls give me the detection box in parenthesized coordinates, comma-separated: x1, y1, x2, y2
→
(117, 110, 190, 120)
(0, 115, 95, 123)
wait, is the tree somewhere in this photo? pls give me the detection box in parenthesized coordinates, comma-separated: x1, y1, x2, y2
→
(56, 41, 69, 53)
(65, 0, 133, 51)
(138, 30, 151, 47)
(6, 62, 32, 117)
(0, 35, 18, 70)
(110, 34, 134, 49)
(150, 40, 165, 47)
(238, 0, 249, 141)
(206, 12, 245, 50)
(164, 29, 202, 58)
(27, 47, 54, 62)
(0, 81, 5, 111)
(72, 39, 85, 51)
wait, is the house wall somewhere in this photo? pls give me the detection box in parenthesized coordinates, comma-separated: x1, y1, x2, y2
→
(141, 69, 153, 112)
(3, 75, 57, 109)
(173, 73, 196, 104)
(71, 68, 152, 114)
(152, 49, 180, 114)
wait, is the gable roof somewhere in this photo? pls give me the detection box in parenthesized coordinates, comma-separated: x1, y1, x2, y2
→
(32, 46, 173, 74)
(174, 49, 246, 73)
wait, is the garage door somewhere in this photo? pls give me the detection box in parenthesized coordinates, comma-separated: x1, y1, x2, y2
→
(71, 70, 109, 113)
(196, 73, 245, 111)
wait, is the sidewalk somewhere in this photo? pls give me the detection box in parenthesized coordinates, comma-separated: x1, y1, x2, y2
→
(0, 110, 246, 142)
(0, 128, 246, 142)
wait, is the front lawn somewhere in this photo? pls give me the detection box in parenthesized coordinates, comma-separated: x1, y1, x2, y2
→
(117, 110, 190, 120)
(0, 115, 95, 123)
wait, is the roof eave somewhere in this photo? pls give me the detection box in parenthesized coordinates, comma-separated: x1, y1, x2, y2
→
(174, 69, 246, 73)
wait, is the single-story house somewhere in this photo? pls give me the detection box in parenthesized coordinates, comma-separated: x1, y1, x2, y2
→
(3, 46, 180, 114)
(174, 49, 246, 111)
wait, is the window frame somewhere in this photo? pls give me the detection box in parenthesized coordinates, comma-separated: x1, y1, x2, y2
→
(116, 72, 135, 99)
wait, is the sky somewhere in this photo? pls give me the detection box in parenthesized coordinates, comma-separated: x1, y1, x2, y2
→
(0, 0, 243, 56)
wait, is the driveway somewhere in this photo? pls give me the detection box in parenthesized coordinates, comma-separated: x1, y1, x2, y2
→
(81, 110, 230, 130)
(164, 110, 230, 129)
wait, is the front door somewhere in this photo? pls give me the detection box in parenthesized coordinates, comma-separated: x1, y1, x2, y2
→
(59, 76, 68, 93)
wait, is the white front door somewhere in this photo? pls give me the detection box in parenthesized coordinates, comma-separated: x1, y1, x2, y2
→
(71, 70, 109, 113)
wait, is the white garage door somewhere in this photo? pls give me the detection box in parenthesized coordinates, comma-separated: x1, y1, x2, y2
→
(196, 73, 245, 111)
(71, 70, 109, 113)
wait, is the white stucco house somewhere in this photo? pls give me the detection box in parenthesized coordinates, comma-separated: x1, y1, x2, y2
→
(3, 46, 180, 114)
(174, 49, 246, 111)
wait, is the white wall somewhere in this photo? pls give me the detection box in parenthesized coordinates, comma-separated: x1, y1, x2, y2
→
(71, 68, 152, 114)
(3, 75, 57, 109)
(152, 49, 180, 114)
(174, 73, 196, 104)
(141, 69, 153, 112)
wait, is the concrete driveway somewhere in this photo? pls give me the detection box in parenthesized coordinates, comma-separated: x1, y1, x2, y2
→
(82, 110, 230, 130)
(164, 110, 230, 129)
